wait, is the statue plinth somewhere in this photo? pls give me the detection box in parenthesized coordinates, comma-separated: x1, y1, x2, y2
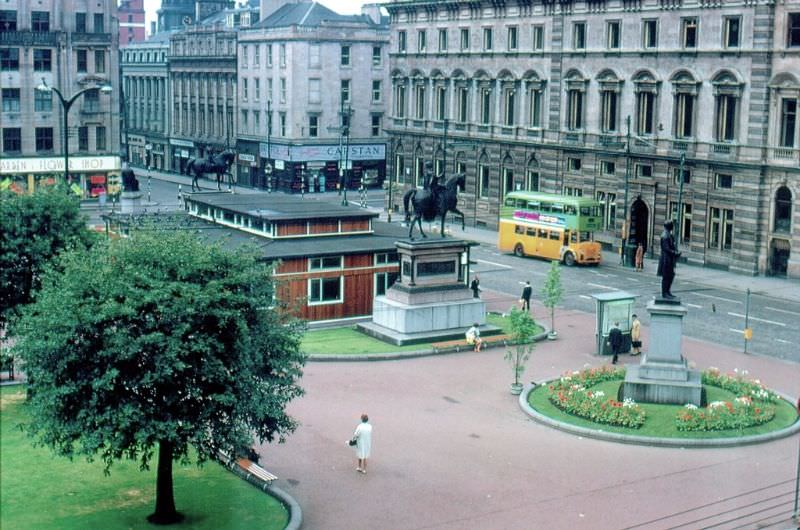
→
(622, 299, 703, 406)
(120, 191, 143, 214)
(358, 238, 501, 345)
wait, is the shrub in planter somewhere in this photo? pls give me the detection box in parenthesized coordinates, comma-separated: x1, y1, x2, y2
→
(702, 367, 779, 404)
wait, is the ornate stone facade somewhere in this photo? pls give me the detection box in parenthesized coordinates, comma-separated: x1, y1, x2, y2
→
(384, 0, 800, 278)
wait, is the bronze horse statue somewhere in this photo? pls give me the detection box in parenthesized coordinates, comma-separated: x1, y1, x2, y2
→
(185, 151, 236, 191)
(402, 172, 466, 239)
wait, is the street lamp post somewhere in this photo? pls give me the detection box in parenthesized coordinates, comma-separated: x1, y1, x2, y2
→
(36, 79, 112, 186)
(675, 152, 686, 251)
(266, 99, 272, 192)
(622, 115, 632, 265)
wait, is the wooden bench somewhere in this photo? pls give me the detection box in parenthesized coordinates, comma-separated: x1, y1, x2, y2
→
(218, 450, 277, 489)
(236, 457, 277, 486)
(431, 333, 513, 352)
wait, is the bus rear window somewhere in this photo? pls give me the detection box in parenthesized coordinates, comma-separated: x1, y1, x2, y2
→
(526, 201, 540, 210)
(504, 197, 516, 207)
(540, 203, 551, 212)
(538, 228, 548, 238)
(549, 231, 560, 240)
(551, 204, 564, 214)
(515, 224, 525, 234)
(526, 227, 536, 237)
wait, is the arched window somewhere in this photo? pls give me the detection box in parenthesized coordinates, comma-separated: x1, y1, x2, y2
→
(501, 153, 515, 198)
(633, 71, 659, 135)
(477, 151, 490, 198)
(564, 70, 587, 130)
(670, 71, 699, 139)
(774, 186, 793, 232)
(526, 156, 540, 191)
(712, 71, 743, 143)
(598, 70, 623, 133)
(523, 71, 545, 129)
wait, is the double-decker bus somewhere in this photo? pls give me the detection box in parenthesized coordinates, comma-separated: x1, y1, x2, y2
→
(498, 191, 603, 266)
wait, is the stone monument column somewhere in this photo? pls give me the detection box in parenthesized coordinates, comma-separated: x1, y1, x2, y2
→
(622, 299, 702, 406)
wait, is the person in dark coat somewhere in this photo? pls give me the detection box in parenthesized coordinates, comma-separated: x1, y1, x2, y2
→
(608, 322, 623, 365)
(520, 281, 533, 312)
(470, 275, 481, 298)
(657, 220, 681, 299)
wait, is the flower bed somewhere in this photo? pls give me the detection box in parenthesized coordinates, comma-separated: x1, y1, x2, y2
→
(676, 368, 778, 431)
(547, 366, 646, 429)
(702, 367, 779, 403)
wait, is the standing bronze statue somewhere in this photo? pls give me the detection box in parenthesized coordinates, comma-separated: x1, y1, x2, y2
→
(657, 220, 681, 299)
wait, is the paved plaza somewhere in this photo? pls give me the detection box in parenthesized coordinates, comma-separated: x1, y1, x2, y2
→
(257, 295, 799, 530)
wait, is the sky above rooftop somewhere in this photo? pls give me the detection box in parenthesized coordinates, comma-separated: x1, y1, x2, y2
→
(142, 0, 388, 33)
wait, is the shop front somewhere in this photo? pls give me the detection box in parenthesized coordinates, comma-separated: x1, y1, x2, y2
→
(257, 142, 386, 193)
(236, 139, 261, 188)
(0, 155, 121, 198)
(169, 138, 195, 174)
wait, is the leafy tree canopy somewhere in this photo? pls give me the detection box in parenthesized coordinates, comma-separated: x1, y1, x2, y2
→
(13, 229, 306, 522)
(0, 188, 96, 325)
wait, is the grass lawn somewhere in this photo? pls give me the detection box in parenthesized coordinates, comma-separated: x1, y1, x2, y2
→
(0, 386, 289, 530)
(528, 379, 799, 439)
(301, 313, 542, 355)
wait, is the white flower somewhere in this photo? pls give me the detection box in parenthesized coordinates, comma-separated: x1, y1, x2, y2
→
(735, 396, 752, 405)
(709, 401, 726, 408)
(684, 404, 698, 410)
(573, 370, 580, 375)
(622, 398, 637, 408)
(593, 391, 605, 399)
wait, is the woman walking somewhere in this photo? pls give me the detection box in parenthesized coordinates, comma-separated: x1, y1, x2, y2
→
(352, 414, 372, 474)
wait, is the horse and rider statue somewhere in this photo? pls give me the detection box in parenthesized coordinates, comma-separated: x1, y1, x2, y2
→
(403, 161, 466, 239)
(184, 150, 236, 191)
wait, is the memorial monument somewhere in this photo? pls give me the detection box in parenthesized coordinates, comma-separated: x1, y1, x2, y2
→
(358, 238, 500, 345)
(623, 225, 701, 406)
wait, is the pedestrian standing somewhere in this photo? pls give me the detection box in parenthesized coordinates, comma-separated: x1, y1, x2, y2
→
(635, 243, 644, 272)
(470, 275, 481, 299)
(630, 314, 642, 356)
(520, 281, 533, 312)
(608, 322, 623, 365)
(352, 414, 372, 474)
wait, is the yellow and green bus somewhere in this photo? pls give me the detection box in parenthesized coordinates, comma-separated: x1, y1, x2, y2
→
(498, 191, 603, 266)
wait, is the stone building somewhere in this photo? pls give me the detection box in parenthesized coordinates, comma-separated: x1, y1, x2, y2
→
(0, 0, 121, 197)
(121, 31, 174, 170)
(236, 2, 389, 192)
(384, 0, 799, 278)
(166, 3, 256, 172)
(118, 0, 146, 44)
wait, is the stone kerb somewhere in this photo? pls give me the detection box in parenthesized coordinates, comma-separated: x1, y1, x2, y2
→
(519, 382, 800, 448)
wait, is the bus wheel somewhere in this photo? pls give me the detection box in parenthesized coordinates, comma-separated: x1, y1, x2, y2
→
(514, 244, 525, 257)
(563, 252, 576, 266)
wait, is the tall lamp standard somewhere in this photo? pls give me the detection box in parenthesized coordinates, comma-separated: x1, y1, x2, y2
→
(36, 79, 112, 185)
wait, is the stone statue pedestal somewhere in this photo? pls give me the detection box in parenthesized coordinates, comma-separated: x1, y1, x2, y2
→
(358, 238, 500, 345)
(622, 298, 703, 406)
(120, 191, 143, 214)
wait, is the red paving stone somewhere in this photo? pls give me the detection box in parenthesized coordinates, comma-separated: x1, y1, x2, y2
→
(256, 293, 800, 530)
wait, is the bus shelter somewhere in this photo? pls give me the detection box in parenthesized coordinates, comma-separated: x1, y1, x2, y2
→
(590, 291, 637, 356)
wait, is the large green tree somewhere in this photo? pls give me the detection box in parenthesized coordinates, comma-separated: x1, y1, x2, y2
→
(0, 188, 95, 325)
(13, 230, 306, 525)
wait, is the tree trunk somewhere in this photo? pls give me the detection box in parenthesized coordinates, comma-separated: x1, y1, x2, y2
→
(147, 440, 184, 525)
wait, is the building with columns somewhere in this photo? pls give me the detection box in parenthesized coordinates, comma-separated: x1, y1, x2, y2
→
(0, 0, 121, 197)
(166, 4, 258, 172)
(236, 2, 389, 192)
(384, 0, 799, 278)
(121, 30, 173, 170)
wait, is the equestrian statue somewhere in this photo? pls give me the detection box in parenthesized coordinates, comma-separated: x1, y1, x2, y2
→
(402, 163, 466, 239)
(184, 150, 236, 191)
